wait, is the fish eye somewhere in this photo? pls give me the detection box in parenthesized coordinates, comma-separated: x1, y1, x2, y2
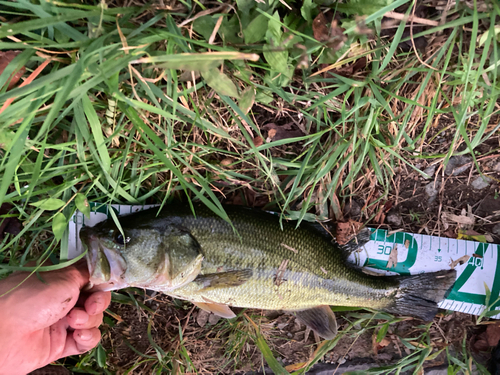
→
(114, 231, 130, 246)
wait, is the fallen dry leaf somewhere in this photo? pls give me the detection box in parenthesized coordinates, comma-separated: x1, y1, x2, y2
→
(335, 219, 362, 245)
(330, 193, 343, 221)
(473, 338, 490, 352)
(252, 136, 263, 147)
(386, 244, 398, 268)
(220, 158, 234, 168)
(487, 324, 500, 347)
(0, 51, 25, 90)
(372, 333, 391, 356)
(379, 337, 391, 348)
(312, 13, 346, 51)
(443, 229, 456, 238)
(285, 362, 308, 372)
(313, 12, 330, 42)
(441, 211, 475, 226)
(327, 20, 346, 51)
(329, 57, 367, 78)
(262, 123, 304, 142)
(449, 255, 470, 269)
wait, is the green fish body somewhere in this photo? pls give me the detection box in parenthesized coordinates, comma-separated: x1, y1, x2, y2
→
(80, 203, 456, 338)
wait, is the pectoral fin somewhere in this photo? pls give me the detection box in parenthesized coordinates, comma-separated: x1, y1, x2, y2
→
(193, 302, 236, 318)
(194, 269, 253, 290)
(292, 305, 337, 340)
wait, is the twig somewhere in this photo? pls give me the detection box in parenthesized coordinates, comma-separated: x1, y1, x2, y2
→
(384, 11, 439, 26)
(410, 0, 438, 71)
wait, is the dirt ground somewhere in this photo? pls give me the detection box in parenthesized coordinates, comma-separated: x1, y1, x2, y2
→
(98, 127, 500, 373)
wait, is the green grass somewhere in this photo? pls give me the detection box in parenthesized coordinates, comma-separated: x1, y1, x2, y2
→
(1, 0, 499, 373)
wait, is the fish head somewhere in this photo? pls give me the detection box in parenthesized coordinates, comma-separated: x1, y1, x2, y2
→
(80, 218, 203, 292)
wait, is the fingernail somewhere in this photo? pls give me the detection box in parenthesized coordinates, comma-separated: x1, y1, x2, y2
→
(77, 329, 93, 341)
(87, 300, 99, 315)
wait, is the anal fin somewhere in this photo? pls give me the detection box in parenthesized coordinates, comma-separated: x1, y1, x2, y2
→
(292, 305, 337, 340)
(193, 301, 236, 319)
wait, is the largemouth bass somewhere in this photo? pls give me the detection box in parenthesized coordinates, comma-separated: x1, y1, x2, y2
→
(80, 203, 456, 339)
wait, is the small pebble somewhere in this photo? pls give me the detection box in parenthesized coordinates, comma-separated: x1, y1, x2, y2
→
(386, 213, 402, 226)
(492, 224, 500, 236)
(471, 176, 491, 190)
(196, 310, 210, 327)
(423, 164, 437, 179)
(208, 314, 221, 325)
(444, 155, 472, 176)
(425, 180, 440, 204)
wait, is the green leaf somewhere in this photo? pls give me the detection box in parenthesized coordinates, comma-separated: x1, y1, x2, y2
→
(0, 131, 16, 150)
(201, 68, 240, 98)
(31, 198, 65, 211)
(236, 0, 255, 14)
(0, 113, 33, 207)
(75, 193, 91, 219)
(82, 95, 111, 174)
(263, 45, 289, 73)
(96, 343, 107, 368)
(266, 11, 282, 44)
(376, 322, 389, 343)
(263, 11, 293, 86)
(479, 25, 500, 46)
(52, 212, 67, 241)
(255, 90, 274, 104)
(330, 306, 363, 312)
(218, 15, 244, 44)
(193, 15, 217, 41)
(484, 310, 500, 317)
(156, 57, 222, 72)
(244, 13, 269, 44)
(425, 348, 445, 361)
(146, 51, 259, 72)
(238, 86, 255, 114)
(342, 0, 395, 16)
(248, 319, 290, 375)
(300, 0, 315, 24)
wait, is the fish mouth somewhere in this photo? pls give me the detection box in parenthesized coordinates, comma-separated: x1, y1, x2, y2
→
(79, 226, 128, 291)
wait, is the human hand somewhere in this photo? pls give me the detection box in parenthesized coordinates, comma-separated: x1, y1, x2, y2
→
(0, 262, 111, 375)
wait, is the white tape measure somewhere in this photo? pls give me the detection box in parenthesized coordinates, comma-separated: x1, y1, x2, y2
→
(347, 228, 500, 318)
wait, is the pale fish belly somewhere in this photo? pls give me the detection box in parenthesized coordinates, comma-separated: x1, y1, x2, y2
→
(165, 268, 392, 311)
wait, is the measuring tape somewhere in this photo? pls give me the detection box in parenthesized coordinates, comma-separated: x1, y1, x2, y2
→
(68, 204, 500, 318)
(348, 228, 500, 318)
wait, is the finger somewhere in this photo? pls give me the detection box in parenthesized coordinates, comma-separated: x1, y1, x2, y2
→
(48, 317, 70, 361)
(60, 328, 101, 358)
(67, 307, 103, 330)
(74, 328, 101, 352)
(84, 291, 111, 315)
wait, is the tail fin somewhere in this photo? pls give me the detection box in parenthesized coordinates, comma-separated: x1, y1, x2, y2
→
(384, 270, 456, 321)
